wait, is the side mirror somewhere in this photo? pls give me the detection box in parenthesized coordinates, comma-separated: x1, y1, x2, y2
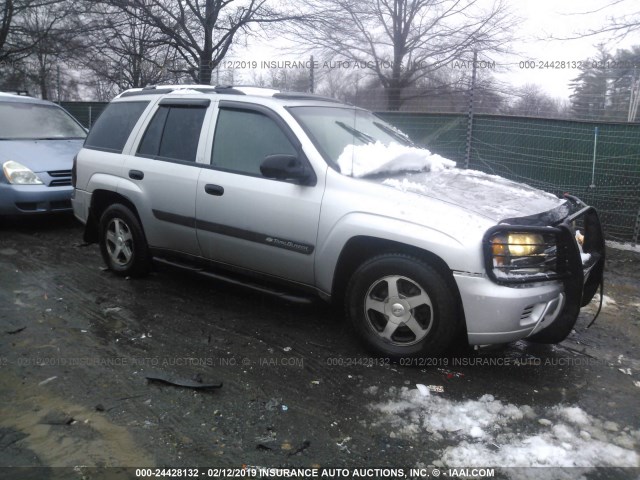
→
(260, 154, 311, 183)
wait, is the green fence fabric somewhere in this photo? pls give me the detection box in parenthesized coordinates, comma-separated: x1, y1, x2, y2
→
(61, 102, 108, 129)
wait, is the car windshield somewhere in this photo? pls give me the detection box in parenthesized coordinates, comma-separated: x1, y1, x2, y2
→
(0, 102, 86, 140)
(289, 105, 457, 177)
(289, 106, 412, 164)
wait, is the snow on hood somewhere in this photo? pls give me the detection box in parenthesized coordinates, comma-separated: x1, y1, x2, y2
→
(379, 168, 567, 222)
(337, 142, 456, 177)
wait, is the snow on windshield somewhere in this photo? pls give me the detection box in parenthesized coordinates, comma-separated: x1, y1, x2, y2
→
(337, 141, 456, 177)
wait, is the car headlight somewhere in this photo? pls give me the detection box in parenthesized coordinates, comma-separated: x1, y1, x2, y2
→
(485, 229, 565, 283)
(492, 233, 544, 260)
(2, 160, 43, 185)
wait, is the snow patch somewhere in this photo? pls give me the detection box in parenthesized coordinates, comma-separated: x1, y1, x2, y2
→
(369, 387, 640, 471)
(606, 240, 640, 253)
(337, 142, 456, 177)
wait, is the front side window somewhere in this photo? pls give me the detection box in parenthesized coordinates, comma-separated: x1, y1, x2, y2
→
(0, 102, 86, 140)
(137, 105, 206, 163)
(84, 101, 148, 152)
(211, 108, 297, 176)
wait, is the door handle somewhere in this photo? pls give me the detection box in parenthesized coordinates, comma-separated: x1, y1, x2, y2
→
(129, 170, 144, 180)
(204, 184, 224, 196)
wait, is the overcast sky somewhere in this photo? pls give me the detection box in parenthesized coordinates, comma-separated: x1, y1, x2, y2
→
(501, 0, 640, 98)
(231, 0, 639, 101)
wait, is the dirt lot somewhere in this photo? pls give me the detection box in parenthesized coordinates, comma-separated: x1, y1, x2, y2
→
(0, 214, 639, 479)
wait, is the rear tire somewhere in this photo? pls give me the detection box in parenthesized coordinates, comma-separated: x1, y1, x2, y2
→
(99, 204, 150, 277)
(346, 253, 460, 359)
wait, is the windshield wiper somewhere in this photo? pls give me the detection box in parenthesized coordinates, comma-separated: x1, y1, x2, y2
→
(373, 121, 414, 146)
(39, 136, 85, 140)
(335, 121, 376, 144)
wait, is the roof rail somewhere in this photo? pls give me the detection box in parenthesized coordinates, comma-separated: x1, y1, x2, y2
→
(115, 85, 343, 104)
(272, 92, 343, 103)
(118, 84, 247, 98)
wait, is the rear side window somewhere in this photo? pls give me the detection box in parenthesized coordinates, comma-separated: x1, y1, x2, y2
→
(137, 105, 206, 163)
(84, 101, 148, 153)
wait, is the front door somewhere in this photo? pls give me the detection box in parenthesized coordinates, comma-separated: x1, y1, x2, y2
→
(195, 103, 323, 285)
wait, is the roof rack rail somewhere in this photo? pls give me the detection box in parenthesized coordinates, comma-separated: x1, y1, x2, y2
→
(272, 92, 342, 103)
(118, 84, 247, 98)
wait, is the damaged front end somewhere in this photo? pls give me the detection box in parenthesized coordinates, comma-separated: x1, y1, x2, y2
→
(482, 194, 605, 343)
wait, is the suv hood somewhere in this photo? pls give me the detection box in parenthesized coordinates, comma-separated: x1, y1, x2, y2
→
(0, 139, 84, 173)
(376, 168, 568, 223)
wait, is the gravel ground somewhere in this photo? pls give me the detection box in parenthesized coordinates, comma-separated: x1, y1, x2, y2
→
(0, 214, 639, 479)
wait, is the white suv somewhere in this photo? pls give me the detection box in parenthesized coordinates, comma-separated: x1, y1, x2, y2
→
(72, 85, 605, 358)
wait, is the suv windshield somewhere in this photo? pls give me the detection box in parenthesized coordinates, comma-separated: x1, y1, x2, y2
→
(289, 106, 411, 166)
(0, 102, 86, 140)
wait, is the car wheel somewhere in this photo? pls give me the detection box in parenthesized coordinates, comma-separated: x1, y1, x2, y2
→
(99, 204, 150, 277)
(346, 253, 459, 358)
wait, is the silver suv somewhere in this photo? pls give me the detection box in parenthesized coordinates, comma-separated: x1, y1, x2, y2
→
(72, 85, 605, 358)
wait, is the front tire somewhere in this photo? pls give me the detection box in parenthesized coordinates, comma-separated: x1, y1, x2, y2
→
(99, 204, 150, 277)
(346, 253, 460, 358)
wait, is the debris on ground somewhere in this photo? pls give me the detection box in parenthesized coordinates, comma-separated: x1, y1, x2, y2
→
(145, 372, 222, 390)
(416, 384, 431, 397)
(38, 376, 58, 386)
(437, 368, 464, 379)
(288, 440, 311, 456)
(5, 326, 26, 335)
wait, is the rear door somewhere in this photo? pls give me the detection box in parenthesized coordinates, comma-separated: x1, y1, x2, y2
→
(122, 98, 211, 255)
(195, 102, 323, 285)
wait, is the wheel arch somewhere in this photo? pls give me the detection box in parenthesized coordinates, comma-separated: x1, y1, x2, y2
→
(331, 236, 464, 321)
(84, 190, 144, 244)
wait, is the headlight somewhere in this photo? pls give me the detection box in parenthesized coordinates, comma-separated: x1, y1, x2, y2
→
(486, 229, 565, 283)
(2, 160, 43, 185)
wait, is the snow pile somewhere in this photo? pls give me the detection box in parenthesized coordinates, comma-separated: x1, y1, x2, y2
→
(382, 178, 429, 194)
(606, 240, 640, 253)
(368, 386, 640, 471)
(337, 142, 456, 177)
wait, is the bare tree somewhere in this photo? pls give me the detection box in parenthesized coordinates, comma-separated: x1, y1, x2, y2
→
(104, 0, 301, 85)
(77, 1, 188, 97)
(561, 0, 640, 41)
(0, 1, 84, 98)
(507, 84, 564, 118)
(0, 0, 13, 58)
(289, 0, 516, 110)
(0, 0, 65, 62)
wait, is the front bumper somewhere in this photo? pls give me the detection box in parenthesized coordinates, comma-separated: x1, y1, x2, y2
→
(0, 183, 73, 215)
(459, 199, 605, 345)
(455, 274, 566, 344)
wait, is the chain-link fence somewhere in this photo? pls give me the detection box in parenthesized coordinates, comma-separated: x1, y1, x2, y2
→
(60, 102, 640, 244)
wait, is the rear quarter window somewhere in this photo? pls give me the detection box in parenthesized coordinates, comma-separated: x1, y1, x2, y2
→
(84, 101, 149, 153)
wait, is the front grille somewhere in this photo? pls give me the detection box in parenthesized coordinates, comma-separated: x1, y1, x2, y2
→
(48, 170, 72, 187)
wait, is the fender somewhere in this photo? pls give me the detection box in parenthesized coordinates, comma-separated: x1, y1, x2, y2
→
(315, 212, 485, 295)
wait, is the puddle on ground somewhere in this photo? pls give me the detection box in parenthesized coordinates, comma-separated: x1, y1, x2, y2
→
(0, 372, 154, 467)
